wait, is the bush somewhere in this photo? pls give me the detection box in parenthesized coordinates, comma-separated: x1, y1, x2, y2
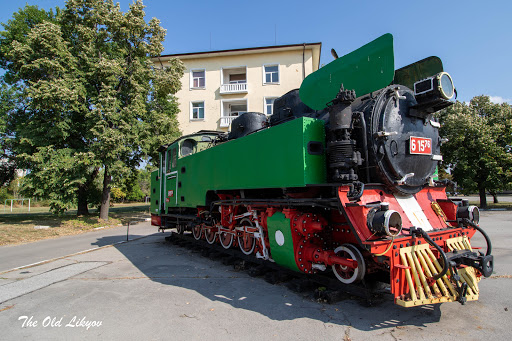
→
(0, 187, 10, 203)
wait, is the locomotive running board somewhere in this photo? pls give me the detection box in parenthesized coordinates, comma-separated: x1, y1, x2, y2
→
(396, 236, 480, 307)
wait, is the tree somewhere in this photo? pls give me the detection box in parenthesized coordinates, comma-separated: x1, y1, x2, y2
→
(438, 96, 512, 207)
(0, 5, 58, 187)
(0, 83, 16, 187)
(3, 0, 183, 218)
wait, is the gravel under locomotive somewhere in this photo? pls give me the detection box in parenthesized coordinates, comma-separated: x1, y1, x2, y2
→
(150, 34, 493, 307)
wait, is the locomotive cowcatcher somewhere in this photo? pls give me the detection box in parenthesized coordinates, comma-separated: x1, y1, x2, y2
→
(150, 34, 493, 307)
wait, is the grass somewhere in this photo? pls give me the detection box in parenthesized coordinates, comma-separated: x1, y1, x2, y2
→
(0, 203, 150, 246)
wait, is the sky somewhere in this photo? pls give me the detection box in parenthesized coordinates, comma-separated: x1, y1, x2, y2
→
(1, 0, 511, 104)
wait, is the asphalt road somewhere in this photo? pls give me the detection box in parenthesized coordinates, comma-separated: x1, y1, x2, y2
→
(0, 211, 510, 340)
(0, 221, 157, 273)
(449, 194, 512, 204)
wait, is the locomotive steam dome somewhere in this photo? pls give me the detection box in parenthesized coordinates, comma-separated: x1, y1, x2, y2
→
(357, 85, 440, 194)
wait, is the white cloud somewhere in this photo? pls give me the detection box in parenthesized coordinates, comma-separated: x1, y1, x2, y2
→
(489, 96, 512, 104)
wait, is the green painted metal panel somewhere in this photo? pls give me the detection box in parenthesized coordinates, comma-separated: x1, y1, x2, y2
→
(300, 33, 395, 110)
(177, 117, 326, 207)
(394, 56, 444, 90)
(150, 170, 160, 214)
(267, 212, 300, 271)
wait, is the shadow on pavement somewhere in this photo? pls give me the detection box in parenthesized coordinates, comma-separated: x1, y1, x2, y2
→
(91, 234, 150, 247)
(99, 232, 442, 330)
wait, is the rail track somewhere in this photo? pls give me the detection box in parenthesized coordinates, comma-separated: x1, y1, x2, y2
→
(164, 231, 390, 306)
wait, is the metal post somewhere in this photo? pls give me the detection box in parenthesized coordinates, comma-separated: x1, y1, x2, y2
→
(127, 221, 130, 241)
(11, 199, 13, 212)
(28, 199, 31, 212)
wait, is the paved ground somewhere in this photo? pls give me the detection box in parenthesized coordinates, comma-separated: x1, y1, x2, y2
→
(449, 194, 512, 204)
(0, 212, 510, 340)
(0, 221, 155, 272)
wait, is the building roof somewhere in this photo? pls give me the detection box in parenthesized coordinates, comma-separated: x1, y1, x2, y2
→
(155, 42, 322, 70)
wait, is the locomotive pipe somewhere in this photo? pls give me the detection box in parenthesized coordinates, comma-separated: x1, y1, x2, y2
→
(358, 111, 370, 183)
(463, 219, 492, 256)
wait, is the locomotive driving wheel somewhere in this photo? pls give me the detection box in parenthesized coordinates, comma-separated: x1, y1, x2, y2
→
(204, 226, 217, 244)
(332, 244, 366, 284)
(219, 230, 234, 249)
(192, 224, 202, 240)
(238, 218, 256, 255)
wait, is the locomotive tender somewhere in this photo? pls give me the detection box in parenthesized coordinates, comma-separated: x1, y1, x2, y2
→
(150, 34, 493, 307)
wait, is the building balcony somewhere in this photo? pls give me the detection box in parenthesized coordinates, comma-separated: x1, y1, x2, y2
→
(220, 82, 248, 94)
(220, 116, 237, 128)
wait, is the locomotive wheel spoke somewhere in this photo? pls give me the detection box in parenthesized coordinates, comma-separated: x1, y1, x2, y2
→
(238, 218, 256, 255)
(332, 244, 366, 284)
(204, 227, 217, 244)
(176, 224, 184, 235)
(192, 225, 202, 240)
(219, 231, 234, 249)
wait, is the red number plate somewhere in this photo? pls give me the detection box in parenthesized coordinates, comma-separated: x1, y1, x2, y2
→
(409, 136, 432, 155)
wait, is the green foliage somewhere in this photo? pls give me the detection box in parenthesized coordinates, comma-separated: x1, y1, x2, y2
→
(113, 168, 147, 202)
(19, 147, 95, 213)
(438, 96, 512, 206)
(0, 4, 59, 84)
(0, 186, 9, 202)
(110, 187, 127, 203)
(1, 1, 184, 216)
(0, 83, 16, 186)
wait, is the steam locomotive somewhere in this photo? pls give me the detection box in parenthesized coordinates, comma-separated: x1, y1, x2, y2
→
(150, 34, 493, 307)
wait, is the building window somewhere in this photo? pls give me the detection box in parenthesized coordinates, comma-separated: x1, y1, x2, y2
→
(229, 73, 246, 84)
(264, 97, 277, 115)
(229, 104, 247, 116)
(191, 69, 205, 88)
(191, 101, 205, 120)
(264, 64, 279, 84)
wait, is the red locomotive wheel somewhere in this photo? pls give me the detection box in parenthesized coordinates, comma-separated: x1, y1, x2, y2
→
(192, 225, 202, 240)
(332, 244, 366, 284)
(204, 227, 217, 244)
(238, 218, 256, 255)
(219, 231, 234, 249)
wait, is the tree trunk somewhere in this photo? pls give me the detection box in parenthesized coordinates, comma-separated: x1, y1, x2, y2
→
(77, 184, 89, 216)
(491, 192, 499, 204)
(479, 187, 487, 208)
(100, 165, 111, 221)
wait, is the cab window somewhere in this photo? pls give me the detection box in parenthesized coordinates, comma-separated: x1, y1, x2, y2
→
(171, 148, 177, 168)
(166, 147, 177, 171)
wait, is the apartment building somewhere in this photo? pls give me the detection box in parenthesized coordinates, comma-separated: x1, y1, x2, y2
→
(154, 43, 322, 135)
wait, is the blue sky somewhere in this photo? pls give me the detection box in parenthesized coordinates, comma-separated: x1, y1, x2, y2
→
(1, 0, 510, 104)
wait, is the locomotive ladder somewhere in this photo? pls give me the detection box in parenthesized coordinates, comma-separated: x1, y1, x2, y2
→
(396, 236, 480, 307)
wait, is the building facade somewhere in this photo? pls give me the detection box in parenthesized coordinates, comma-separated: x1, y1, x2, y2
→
(154, 43, 321, 135)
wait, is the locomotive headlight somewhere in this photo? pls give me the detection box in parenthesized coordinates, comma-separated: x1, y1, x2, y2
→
(414, 72, 455, 100)
(368, 208, 403, 237)
(412, 72, 455, 114)
(457, 205, 480, 224)
(439, 72, 454, 100)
